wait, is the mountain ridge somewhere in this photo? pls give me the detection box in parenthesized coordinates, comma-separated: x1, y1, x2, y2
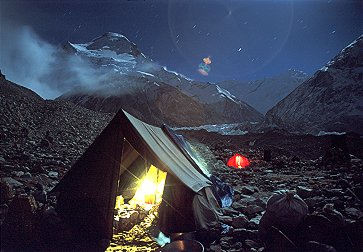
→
(265, 35, 363, 135)
(218, 69, 308, 114)
(57, 32, 263, 126)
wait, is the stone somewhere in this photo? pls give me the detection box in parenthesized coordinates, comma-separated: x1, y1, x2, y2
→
(232, 241, 243, 250)
(231, 202, 245, 212)
(232, 228, 258, 240)
(219, 215, 233, 225)
(1, 177, 23, 187)
(48, 171, 58, 179)
(33, 189, 47, 204)
(231, 215, 249, 228)
(345, 207, 362, 218)
(31, 165, 45, 173)
(21, 172, 32, 178)
(242, 205, 264, 216)
(241, 185, 259, 195)
(209, 244, 223, 252)
(0, 181, 14, 203)
(303, 241, 338, 252)
(5, 194, 38, 225)
(249, 215, 262, 225)
(245, 239, 260, 249)
(39, 138, 51, 148)
(13, 171, 25, 177)
(296, 185, 314, 199)
(304, 196, 325, 209)
(220, 236, 234, 243)
(324, 188, 344, 197)
(239, 195, 257, 205)
(2, 164, 15, 172)
(246, 221, 259, 230)
(351, 185, 363, 202)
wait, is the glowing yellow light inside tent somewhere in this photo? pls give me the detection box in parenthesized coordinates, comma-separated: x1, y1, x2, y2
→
(129, 165, 167, 209)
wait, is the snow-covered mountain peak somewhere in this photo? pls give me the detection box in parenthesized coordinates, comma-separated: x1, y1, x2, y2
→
(285, 69, 308, 79)
(85, 32, 141, 57)
(95, 32, 130, 41)
(63, 33, 151, 75)
(216, 85, 237, 103)
(324, 34, 363, 70)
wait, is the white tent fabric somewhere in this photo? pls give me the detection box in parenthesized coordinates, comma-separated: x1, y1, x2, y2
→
(193, 187, 223, 230)
(124, 110, 212, 192)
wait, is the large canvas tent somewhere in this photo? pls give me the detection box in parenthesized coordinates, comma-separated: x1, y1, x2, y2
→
(51, 109, 222, 245)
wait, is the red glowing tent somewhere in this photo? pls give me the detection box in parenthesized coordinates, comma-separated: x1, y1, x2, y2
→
(227, 154, 250, 168)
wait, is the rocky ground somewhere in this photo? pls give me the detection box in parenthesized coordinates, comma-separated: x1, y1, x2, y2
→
(184, 130, 363, 251)
(1, 74, 363, 251)
(0, 75, 113, 250)
(0, 75, 113, 194)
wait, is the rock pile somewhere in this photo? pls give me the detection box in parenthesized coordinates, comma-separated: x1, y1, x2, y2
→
(186, 130, 363, 252)
(108, 204, 160, 252)
(113, 204, 149, 233)
(0, 76, 113, 250)
(0, 76, 112, 192)
(1, 74, 362, 251)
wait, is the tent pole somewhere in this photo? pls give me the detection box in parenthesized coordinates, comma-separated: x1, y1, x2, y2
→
(156, 167, 159, 203)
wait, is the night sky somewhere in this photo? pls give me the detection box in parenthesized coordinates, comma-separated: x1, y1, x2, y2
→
(1, 0, 363, 87)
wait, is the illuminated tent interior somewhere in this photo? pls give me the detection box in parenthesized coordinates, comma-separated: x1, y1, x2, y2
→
(116, 140, 167, 210)
(227, 153, 250, 168)
(51, 109, 222, 247)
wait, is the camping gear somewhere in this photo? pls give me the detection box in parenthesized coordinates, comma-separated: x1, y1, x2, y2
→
(259, 190, 308, 245)
(51, 109, 223, 245)
(210, 175, 234, 208)
(160, 240, 204, 252)
(227, 154, 250, 168)
(170, 231, 197, 241)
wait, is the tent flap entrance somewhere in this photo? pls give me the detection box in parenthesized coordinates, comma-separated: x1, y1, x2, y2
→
(117, 139, 167, 208)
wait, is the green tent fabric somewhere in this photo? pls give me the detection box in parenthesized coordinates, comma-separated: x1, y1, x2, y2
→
(51, 109, 218, 242)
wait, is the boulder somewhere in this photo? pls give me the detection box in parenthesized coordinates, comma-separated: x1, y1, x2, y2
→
(240, 185, 259, 195)
(2, 195, 38, 248)
(48, 171, 59, 179)
(242, 205, 264, 216)
(231, 215, 249, 228)
(296, 186, 314, 199)
(0, 181, 14, 203)
(232, 228, 258, 240)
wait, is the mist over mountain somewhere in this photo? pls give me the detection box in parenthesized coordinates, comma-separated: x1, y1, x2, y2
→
(0, 24, 111, 99)
(265, 35, 363, 135)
